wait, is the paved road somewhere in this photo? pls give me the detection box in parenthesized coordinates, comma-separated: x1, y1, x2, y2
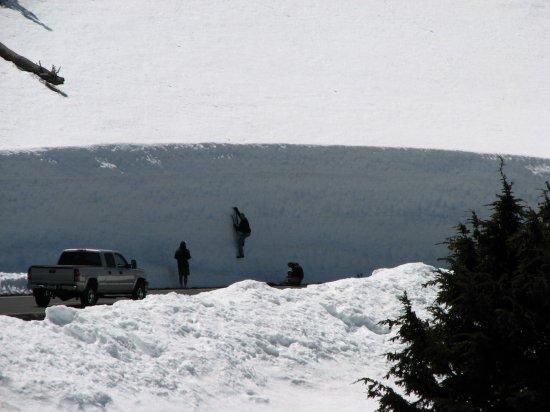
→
(0, 288, 219, 320)
(0, 285, 305, 320)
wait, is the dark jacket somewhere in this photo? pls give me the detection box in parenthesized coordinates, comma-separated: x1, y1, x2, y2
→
(175, 243, 191, 275)
(237, 217, 251, 234)
(287, 263, 304, 284)
(234, 208, 251, 235)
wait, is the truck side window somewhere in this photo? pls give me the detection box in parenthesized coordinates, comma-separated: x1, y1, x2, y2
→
(114, 253, 128, 268)
(104, 253, 116, 268)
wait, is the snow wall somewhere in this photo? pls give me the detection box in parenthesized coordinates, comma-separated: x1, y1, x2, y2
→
(1, 145, 550, 287)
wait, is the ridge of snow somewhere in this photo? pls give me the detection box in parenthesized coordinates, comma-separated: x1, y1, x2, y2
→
(526, 163, 550, 176)
(0, 272, 30, 295)
(0, 263, 437, 411)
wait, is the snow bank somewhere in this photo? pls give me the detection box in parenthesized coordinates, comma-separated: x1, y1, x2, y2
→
(1, 1, 550, 157)
(0, 263, 437, 411)
(2, 144, 548, 287)
(0, 272, 30, 295)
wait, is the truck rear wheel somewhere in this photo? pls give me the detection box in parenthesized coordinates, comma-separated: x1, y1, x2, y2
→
(132, 280, 147, 300)
(33, 289, 51, 308)
(80, 284, 98, 307)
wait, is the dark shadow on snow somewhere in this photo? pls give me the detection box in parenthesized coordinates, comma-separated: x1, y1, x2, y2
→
(0, 0, 52, 31)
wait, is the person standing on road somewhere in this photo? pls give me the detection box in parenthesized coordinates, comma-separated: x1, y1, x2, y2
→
(232, 207, 251, 258)
(174, 241, 191, 288)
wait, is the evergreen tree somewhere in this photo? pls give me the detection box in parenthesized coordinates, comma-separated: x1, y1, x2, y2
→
(361, 158, 550, 411)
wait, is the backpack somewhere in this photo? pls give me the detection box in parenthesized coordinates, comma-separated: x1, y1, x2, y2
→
(239, 218, 251, 234)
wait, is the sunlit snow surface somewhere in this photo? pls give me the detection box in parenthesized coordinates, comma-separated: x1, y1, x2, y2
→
(1, 1, 550, 157)
(0, 272, 29, 295)
(0, 263, 437, 411)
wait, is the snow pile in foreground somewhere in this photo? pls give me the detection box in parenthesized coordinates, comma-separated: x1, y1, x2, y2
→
(0, 263, 437, 411)
(0, 272, 30, 295)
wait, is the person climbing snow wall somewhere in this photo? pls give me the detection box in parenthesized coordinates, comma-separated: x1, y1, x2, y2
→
(232, 207, 251, 258)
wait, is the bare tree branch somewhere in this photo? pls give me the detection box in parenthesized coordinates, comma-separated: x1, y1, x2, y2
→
(0, 42, 64, 85)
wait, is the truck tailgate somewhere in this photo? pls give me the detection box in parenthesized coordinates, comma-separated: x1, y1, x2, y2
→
(30, 266, 76, 285)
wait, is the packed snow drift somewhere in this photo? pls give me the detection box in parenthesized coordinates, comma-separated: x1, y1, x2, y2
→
(1, 1, 550, 157)
(0, 263, 437, 411)
(2, 145, 550, 287)
(0, 272, 29, 295)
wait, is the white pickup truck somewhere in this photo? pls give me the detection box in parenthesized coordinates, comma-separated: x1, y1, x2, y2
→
(27, 249, 148, 307)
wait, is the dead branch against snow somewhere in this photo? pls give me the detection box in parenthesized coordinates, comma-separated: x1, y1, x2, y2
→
(0, 42, 64, 85)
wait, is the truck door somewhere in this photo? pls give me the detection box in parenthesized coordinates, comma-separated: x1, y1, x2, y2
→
(114, 253, 133, 292)
(103, 252, 119, 293)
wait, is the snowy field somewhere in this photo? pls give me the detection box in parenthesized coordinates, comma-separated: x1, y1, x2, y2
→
(0, 263, 437, 411)
(0, 272, 29, 295)
(1, 1, 550, 157)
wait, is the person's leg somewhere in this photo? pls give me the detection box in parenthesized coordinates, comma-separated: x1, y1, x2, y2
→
(179, 273, 183, 288)
(184, 275, 188, 288)
(286, 277, 299, 286)
(237, 233, 245, 257)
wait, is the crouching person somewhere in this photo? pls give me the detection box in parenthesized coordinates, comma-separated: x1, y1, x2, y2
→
(285, 262, 304, 286)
